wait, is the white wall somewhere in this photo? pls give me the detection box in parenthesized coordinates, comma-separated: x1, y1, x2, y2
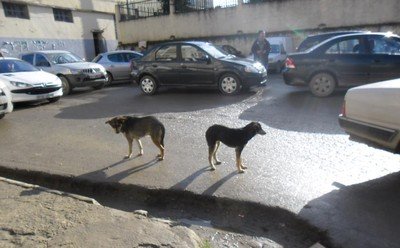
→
(117, 0, 400, 50)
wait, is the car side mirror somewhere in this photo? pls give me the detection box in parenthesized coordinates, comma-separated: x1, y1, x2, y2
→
(202, 54, 211, 64)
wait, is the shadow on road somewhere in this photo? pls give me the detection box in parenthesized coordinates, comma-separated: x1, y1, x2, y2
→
(55, 85, 257, 120)
(240, 88, 346, 134)
(299, 171, 400, 248)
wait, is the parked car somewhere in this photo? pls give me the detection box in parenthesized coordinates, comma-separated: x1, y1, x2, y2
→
(20, 50, 107, 95)
(0, 79, 13, 119)
(0, 57, 63, 103)
(296, 30, 366, 52)
(131, 41, 267, 95)
(216, 45, 246, 58)
(339, 78, 400, 152)
(267, 37, 294, 72)
(92, 50, 143, 85)
(283, 32, 400, 97)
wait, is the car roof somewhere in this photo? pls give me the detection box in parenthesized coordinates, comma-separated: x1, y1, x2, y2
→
(99, 50, 142, 55)
(21, 50, 72, 55)
(305, 30, 366, 39)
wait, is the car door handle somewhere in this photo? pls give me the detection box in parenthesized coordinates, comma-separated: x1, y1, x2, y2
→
(152, 64, 158, 68)
(373, 59, 381, 63)
(328, 59, 335, 62)
(180, 64, 187, 69)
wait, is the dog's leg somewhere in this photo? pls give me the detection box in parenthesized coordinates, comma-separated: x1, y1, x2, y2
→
(213, 141, 222, 165)
(235, 147, 245, 173)
(208, 145, 217, 171)
(136, 139, 144, 156)
(151, 136, 165, 160)
(125, 137, 133, 159)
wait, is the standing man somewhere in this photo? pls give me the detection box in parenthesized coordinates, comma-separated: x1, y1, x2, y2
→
(251, 30, 271, 70)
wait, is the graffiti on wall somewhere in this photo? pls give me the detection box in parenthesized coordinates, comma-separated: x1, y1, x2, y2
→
(1, 40, 66, 56)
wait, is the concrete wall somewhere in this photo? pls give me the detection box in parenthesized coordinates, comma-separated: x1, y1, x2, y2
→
(0, 0, 118, 60)
(117, 0, 400, 53)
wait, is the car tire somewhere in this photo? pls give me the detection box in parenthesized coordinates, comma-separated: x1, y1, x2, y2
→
(93, 83, 105, 90)
(139, 75, 158, 95)
(59, 75, 72, 95)
(48, 96, 60, 103)
(0, 113, 4, 119)
(105, 72, 113, 86)
(218, 73, 241, 95)
(309, 72, 336, 97)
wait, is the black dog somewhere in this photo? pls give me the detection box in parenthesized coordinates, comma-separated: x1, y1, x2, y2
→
(205, 122, 266, 173)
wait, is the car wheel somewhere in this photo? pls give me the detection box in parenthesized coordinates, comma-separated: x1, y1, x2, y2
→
(309, 72, 336, 97)
(105, 72, 113, 86)
(93, 83, 105, 90)
(219, 73, 241, 95)
(140, 76, 158, 95)
(48, 96, 60, 103)
(0, 113, 4, 119)
(59, 75, 71, 95)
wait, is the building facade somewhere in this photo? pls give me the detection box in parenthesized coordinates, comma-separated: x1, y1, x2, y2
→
(0, 0, 118, 60)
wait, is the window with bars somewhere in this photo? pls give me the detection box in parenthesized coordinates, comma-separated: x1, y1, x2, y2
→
(53, 8, 73, 23)
(2, 2, 29, 19)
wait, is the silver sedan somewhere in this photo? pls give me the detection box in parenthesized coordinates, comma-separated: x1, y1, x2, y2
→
(93, 50, 143, 85)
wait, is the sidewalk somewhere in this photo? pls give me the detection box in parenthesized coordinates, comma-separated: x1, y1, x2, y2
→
(0, 177, 201, 248)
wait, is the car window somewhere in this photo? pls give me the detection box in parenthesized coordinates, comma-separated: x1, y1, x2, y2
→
(155, 45, 177, 61)
(0, 60, 38, 73)
(181, 45, 207, 62)
(325, 38, 364, 54)
(35, 54, 51, 67)
(47, 52, 83, 64)
(124, 53, 141, 62)
(108, 53, 124, 63)
(367, 36, 400, 55)
(21, 54, 34, 64)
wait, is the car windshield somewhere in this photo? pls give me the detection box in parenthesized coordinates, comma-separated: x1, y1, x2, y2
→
(47, 52, 83, 64)
(270, 44, 281, 53)
(199, 43, 228, 59)
(0, 59, 39, 73)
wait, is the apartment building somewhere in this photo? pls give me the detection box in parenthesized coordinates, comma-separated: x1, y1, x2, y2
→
(0, 0, 118, 60)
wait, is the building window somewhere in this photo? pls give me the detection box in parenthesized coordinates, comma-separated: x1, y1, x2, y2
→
(53, 8, 73, 23)
(2, 2, 29, 19)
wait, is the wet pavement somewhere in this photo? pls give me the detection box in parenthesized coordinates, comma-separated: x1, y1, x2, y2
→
(0, 74, 399, 247)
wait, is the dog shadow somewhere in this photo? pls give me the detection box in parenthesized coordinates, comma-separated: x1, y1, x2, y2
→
(78, 157, 158, 182)
(170, 167, 210, 190)
(202, 171, 237, 196)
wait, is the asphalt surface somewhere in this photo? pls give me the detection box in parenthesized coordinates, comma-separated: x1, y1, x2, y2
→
(1, 74, 399, 248)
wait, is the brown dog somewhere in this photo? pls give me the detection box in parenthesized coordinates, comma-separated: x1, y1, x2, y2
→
(106, 116, 165, 160)
(206, 122, 266, 173)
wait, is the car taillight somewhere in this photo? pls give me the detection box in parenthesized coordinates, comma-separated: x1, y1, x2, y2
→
(285, 58, 295, 69)
(341, 100, 346, 116)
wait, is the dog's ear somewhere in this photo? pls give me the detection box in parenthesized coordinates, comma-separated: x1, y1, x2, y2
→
(105, 119, 111, 124)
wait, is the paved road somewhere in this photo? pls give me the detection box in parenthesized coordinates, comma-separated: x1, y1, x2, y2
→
(1, 75, 399, 247)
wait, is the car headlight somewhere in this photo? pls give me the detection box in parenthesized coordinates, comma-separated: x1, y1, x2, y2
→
(244, 65, 259, 73)
(10, 81, 31, 88)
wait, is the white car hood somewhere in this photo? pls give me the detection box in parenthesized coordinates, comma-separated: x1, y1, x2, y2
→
(0, 71, 61, 85)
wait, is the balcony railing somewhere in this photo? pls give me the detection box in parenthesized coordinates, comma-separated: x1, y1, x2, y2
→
(118, 0, 169, 21)
(175, 0, 238, 13)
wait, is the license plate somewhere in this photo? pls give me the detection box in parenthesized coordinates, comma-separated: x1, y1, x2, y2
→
(37, 93, 54, 100)
(89, 74, 102, 79)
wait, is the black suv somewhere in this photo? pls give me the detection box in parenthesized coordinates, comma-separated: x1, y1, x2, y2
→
(131, 41, 267, 95)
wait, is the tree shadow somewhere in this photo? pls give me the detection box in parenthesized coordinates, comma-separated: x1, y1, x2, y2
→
(299, 172, 400, 248)
(55, 85, 257, 120)
(240, 88, 347, 134)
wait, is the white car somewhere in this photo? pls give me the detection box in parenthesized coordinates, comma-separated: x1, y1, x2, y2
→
(339, 78, 400, 152)
(0, 57, 63, 103)
(0, 79, 13, 119)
